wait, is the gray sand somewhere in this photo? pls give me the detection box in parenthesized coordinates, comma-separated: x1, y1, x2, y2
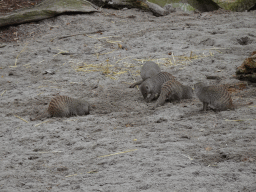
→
(1, 7, 256, 191)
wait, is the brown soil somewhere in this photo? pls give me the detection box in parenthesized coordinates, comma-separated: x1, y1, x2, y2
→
(0, 0, 44, 43)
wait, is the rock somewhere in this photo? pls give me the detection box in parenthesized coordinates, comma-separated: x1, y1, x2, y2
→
(0, 0, 99, 28)
(236, 51, 256, 83)
(145, 1, 169, 16)
(185, 0, 219, 12)
(160, 0, 256, 12)
(212, 0, 256, 12)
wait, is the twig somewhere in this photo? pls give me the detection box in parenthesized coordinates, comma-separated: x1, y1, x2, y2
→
(172, 52, 176, 64)
(58, 30, 105, 40)
(26, 151, 64, 155)
(208, 47, 229, 50)
(98, 149, 137, 158)
(60, 52, 75, 55)
(128, 70, 139, 90)
(206, 75, 221, 80)
(181, 154, 193, 160)
(0, 44, 6, 48)
(84, 48, 106, 55)
(225, 119, 256, 122)
(65, 174, 78, 178)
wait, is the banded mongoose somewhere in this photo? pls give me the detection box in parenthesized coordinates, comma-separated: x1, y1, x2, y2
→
(153, 79, 193, 109)
(194, 82, 234, 111)
(31, 95, 90, 120)
(129, 61, 160, 88)
(140, 72, 175, 102)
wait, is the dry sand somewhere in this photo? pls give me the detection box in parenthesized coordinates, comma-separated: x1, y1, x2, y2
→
(0, 7, 256, 192)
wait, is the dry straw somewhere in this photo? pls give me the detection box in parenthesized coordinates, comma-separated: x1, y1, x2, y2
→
(1, 90, 6, 96)
(74, 49, 217, 80)
(34, 120, 50, 127)
(10, 42, 29, 68)
(14, 115, 29, 123)
(98, 149, 138, 158)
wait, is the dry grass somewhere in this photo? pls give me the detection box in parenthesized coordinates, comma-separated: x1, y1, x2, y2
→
(74, 48, 219, 80)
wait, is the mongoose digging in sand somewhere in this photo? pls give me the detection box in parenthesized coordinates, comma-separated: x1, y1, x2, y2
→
(31, 95, 90, 120)
(194, 82, 234, 111)
(129, 61, 160, 88)
(140, 72, 175, 102)
(153, 79, 193, 109)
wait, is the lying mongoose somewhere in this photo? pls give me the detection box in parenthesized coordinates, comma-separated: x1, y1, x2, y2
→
(140, 72, 175, 102)
(129, 61, 160, 88)
(194, 82, 234, 111)
(153, 79, 193, 109)
(31, 95, 90, 120)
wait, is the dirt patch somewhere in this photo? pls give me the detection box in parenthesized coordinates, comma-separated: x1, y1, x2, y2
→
(0, 5, 256, 192)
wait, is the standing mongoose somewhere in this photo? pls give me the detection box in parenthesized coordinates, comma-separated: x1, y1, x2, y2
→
(129, 61, 161, 88)
(31, 95, 90, 120)
(140, 72, 175, 102)
(153, 79, 193, 109)
(194, 82, 234, 111)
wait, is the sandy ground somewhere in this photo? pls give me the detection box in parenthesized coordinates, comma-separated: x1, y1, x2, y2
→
(1, 6, 256, 192)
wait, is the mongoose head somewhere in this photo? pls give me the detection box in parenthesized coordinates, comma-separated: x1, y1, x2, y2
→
(194, 82, 206, 92)
(76, 100, 90, 115)
(184, 86, 194, 99)
(140, 83, 156, 102)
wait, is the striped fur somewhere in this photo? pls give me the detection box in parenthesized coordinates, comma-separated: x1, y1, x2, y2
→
(140, 72, 175, 102)
(194, 82, 234, 111)
(154, 79, 193, 109)
(130, 61, 160, 88)
(48, 96, 90, 117)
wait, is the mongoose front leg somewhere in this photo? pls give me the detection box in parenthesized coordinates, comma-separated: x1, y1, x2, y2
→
(129, 80, 144, 88)
(152, 94, 166, 109)
(203, 102, 208, 111)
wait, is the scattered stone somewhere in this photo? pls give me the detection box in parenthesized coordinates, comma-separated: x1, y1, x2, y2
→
(43, 69, 55, 75)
